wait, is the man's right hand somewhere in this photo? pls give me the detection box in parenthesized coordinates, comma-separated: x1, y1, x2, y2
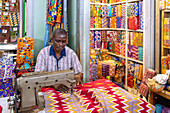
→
(53, 83, 70, 93)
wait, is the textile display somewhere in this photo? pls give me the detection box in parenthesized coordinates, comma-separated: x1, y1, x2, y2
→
(161, 56, 168, 74)
(94, 30, 101, 49)
(101, 5, 108, 17)
(108, 5, 112, 17)
(0, 56, 16, 97)
(107, 31, 113, 42)
(42, 79, 155, 113)
(164, 18, 170, 46)
(101, 17, 108, 28)
(10, 26, 19, 42)
(121, 4, 126, 16)
(2, 0, 9, 11)
(17, 37, 34, 69)
(10, 12, 20, 26)
(0, 26, 10, 43)
(139, 1, 143, 30)
(9, 0, 19, 12)
(139, 82, 149, 97)
(90, 30, 95, 49)
(0, 78, 15, 97)
(90, 17, 95, 28)
(138, 46, 143, 61)
(56, 0, 62, 23)
(1, 12, 11, 26)
(0, 0, 2, 11)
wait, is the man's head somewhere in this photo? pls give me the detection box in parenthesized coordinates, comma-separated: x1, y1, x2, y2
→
(51, 28, 67, 53)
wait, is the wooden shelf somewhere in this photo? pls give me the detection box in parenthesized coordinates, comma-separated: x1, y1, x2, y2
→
(127, 0, 139, 3)
(110, 1, 126, 5)
(154, 90, 170, 100)
(163, 46, 170, 49)
(164, 10, 170, 13)
(90, 28, 126, 31)
(107, 52, 126, 59)
(90, 3, 110, 5)
(0, 44, 17, 50)
(127, 29, 144, 32)
(127, 57, 143, 64)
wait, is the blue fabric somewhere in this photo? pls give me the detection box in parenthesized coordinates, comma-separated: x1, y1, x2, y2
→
(44, 24, 49, 47)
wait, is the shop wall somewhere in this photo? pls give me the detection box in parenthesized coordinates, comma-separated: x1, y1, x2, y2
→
(33, 0, 46, 61)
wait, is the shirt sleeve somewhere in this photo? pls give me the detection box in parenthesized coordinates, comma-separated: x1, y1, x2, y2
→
(71, 52, 83, 74)
(35, 49, 47, 72)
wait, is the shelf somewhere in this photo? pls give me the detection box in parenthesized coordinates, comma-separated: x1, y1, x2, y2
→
(107, 52, 126, 59)
(127, 29, 144, 32)
(154, 90, 170, 100)
(90, 3, 110, 5)
(0, 44, 17, 50)
(164, 10, 170, 13)
(127, 57, 143, 64)
(163, 46, 170, 49)
(127, 0, 139, 3)
(110, 1, 126, 5)
(90, 28, 126, 31)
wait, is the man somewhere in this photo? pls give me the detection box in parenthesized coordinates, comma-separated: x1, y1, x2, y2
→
(35, 28, 83, 93)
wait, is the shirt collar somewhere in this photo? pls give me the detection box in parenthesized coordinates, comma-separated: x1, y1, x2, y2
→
(50, 45, 66, 59)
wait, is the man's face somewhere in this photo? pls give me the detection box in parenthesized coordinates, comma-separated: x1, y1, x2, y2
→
(52, 34, 67, 53)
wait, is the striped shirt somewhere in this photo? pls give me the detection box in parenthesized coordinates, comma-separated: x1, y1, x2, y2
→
(35, 45, 82, 74)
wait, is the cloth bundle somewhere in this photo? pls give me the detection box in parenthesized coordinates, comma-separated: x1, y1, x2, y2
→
(17, 37, 34, 69)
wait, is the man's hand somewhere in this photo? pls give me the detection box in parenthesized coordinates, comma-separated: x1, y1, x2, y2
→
(53, 83, 69, 93)
(74, 73, 83, 85)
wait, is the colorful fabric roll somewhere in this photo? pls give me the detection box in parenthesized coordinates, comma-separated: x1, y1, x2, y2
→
(90, 31, 95, 49)
(56, 0, 63, 23)
(117, 31, 121, 43)
(90, 17, 95, 28)
(133, 46, 139, 60)
(139, 83, 149, 97)
(101, 41, 107, 49)
(163, 18, 170, 46)
(166, 0, 170, 9)
(127, 74, 134, 88)
(97, 62, 102, 78)
(120, 31, 126, 44)
(96, 5, 102, 17)
(94, 30, 101, 49)
(101, 17, 108, 28)
(121, 4, 126, 17)
(10, 26, 19, 42)
(130, 3, 135, 16)
(94, 17, 101, 28)
(134, 63, 140, 78)
(108, 42, 113, 52)
(108, 5, 112, 17)
(138, 65, 143, 80)
(0, 56, 16, 78)
(111, 17, 116, 28)
(138, 46, 143, 61)
(90, 5, 93, 17)
(116, 43, 120, 55)
(109, 62, 116, 77)
(101, 31, 107, 41)
(9, 0, 19, 12)
(0, 77, 15, 97)
(117, 5, 122, 17)
(2, 0, 9, 11)
(17, 37, 34, 69)
(121, 16, 126, 29)
(127, 4, 131, 16)
(10, 12, 20, 26)
(128, 45, 133, 58)
(112, 6, 116, 17)
(161, 56, 168, 74)
(101, 0, 107, 3)
(1, 12, 11, 26)
(134, 2, 139, 16)
(101, 5, 108, 17)
(112, 42, 116, 53)
(107, 31, 113, 42)
(113, 31, 117, 42)
(139, 1, 143, 30)
(138, 33, 143, 46)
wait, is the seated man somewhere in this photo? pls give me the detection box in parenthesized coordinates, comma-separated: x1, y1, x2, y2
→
(35, 28, 83, 93)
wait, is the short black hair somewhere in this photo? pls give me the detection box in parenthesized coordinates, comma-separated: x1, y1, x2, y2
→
(52, 28, 67, 39)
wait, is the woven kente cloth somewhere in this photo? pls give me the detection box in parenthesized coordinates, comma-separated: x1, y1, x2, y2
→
(42, 79, 155, 113)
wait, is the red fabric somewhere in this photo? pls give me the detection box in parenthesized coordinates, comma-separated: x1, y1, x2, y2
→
(139, 83, 149, 97)
(128, 16, 139, 30)
(0, 105, 2, 113)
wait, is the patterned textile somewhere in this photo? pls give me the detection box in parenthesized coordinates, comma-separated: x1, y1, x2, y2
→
(1, 12, 11, 26)
(139, 82, 149, 97)
(42, 79, 155, 113)
(10, 12, 20, 26)
(10, 26, 19, 42)
(35, 46, 82, 75)
(17, 37, 34, 69)
(0, 78, 15, 97)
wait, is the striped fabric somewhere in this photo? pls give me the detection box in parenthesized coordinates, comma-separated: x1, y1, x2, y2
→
(35, 46, 82, 74)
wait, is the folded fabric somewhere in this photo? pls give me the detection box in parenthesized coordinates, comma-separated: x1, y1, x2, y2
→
(139, 82, 149, 97)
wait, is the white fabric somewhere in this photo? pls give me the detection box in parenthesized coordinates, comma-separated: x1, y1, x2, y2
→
(156, 74, 169, 85)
